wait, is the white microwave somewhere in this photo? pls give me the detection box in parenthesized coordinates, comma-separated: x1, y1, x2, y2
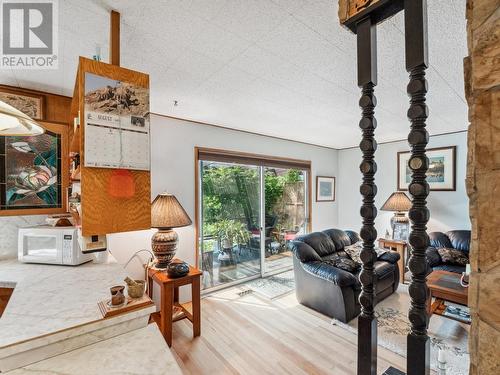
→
(18, 226, 93, 266)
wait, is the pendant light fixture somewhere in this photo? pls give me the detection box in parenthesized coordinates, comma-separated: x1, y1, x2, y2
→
(0, 100, 45, 136)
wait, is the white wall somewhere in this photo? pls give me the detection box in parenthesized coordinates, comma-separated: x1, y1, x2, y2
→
(108, 115, 339, 280)
(337, 131, 470, 238)
(0, 215, 46, 260)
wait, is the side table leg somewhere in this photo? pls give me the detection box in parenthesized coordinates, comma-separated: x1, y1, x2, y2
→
(148, 277, 153, 298)
(192, 276, 201, 338)
(398, 245, 405, 283)
(161, 285, 174, 347)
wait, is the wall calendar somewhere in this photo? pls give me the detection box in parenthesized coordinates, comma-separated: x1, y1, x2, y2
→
(83, 73, 150, 171)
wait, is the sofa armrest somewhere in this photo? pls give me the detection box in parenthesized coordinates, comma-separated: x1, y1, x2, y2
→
(302, 261, 359, 288)
(289, 241, 321, 263)
(378, 250, 400, 264)
(426, 247, 442, 267)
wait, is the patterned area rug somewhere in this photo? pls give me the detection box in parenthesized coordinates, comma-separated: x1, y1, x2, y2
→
(240, 270, 295, 299)
(332, 284, 470, 375)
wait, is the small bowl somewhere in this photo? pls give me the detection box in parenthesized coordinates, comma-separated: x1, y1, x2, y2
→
(127, 280, 146, 299)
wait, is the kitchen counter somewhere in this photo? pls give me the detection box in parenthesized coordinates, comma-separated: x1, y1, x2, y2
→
(6, 324, 182, 375)
(0, 258, 156, 371)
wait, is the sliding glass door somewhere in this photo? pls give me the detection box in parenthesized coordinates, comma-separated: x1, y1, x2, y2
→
(199, 161, 261, 289)
(262, 167, 307, 275)
(198, 154, 309, 291)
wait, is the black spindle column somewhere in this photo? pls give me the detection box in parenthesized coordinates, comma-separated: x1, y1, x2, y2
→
(404, 1, 430, 374)
(356, 16, 378, 375)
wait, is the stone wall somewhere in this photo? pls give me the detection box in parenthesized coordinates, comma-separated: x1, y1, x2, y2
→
(464, 1, 500, 374)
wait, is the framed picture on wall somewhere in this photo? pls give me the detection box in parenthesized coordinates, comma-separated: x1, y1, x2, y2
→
(397, 146, 456, 191)
(0, 122, 68, 216)
(0, 87, 44, 120)
(316, 176, 335, 202)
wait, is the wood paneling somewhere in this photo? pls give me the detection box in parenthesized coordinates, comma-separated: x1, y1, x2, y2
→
(0, 84, 71, 125)
(73, 57, 151, 236)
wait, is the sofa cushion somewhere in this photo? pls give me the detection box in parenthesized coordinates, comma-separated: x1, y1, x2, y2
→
(377, 250, 400, 264)
(297, 232, 336, 257)
(447, 230, 471, 253)
(429, 232, 453, 249)
(345, 230, 361, 245)
(324, 256, 359, 273)
(301, 261, 360, 287)
(426, 247, 442, 267)
(289, 241, 321, 263)
(437, 247, 469, 266)
(322, 229, 352, 250)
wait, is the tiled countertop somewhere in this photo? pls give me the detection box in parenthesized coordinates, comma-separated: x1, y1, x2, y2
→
(0, 257, 159, 371)
(6, 324, 182, 375)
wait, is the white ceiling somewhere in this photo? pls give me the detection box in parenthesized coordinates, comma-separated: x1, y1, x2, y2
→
(0, 0, 468, 149)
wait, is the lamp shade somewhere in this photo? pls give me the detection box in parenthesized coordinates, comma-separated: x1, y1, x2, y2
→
(380, 192, 412, 212)
(151, 193, 192, 229)
(0, 100, 44, 136)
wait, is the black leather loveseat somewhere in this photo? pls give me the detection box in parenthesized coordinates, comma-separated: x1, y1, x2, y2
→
(289, 229, 400, 323)
(426, 230, 471, 274)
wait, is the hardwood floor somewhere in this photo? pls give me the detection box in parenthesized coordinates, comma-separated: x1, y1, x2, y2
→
(170, 287, 405, 374)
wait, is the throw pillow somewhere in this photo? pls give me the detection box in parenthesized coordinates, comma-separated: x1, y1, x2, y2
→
(437, 247, 469, 266)
(344, 241, 363, 265)
(345, 241, 390, 266)
(324, 256, 359, 273)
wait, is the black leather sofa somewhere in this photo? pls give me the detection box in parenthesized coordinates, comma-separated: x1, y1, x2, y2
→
(426, 230, 471, 274)
(289, 229, 400, 323)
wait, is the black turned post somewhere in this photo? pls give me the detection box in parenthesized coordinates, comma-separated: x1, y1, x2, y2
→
(404, 1, 430, 374)
(356, 16, 378, 375)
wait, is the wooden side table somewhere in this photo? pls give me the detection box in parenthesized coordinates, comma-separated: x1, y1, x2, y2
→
(378, 238, 407, 284)
(147, 262, 202, 347)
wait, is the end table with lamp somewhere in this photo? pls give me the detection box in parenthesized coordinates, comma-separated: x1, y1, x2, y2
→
(378, 238, 408, 284)
(380, 192, 412, 284)
(148, 193, 202, 346)
(147, 263, 202, 347)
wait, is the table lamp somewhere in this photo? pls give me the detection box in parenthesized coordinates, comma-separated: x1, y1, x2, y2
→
(380, 192, 412, 240)
(151, 193, 192, 268)
(0, 100, 44, 136)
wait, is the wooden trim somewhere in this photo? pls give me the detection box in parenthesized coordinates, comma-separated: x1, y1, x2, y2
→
(194, 147, 200, 267)
(110, 11, 120, 66)
(397, 145, 457, 191)
(315, 176, 336, 202)
(197, 147, 311, 170)
(194, 146, 312, 267)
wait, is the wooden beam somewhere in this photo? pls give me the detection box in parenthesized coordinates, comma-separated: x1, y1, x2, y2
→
(356, 15, 378, 375)
(110, 10, 120, 66)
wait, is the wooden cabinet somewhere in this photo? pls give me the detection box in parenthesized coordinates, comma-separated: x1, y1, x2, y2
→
(70, 57, 151, 236)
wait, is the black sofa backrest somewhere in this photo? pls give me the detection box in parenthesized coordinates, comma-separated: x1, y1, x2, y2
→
(323, 229, 352, 250)
(296, 232, 336, 257)
(428, 230, 471, 254)
(293, 229, 358, 260)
